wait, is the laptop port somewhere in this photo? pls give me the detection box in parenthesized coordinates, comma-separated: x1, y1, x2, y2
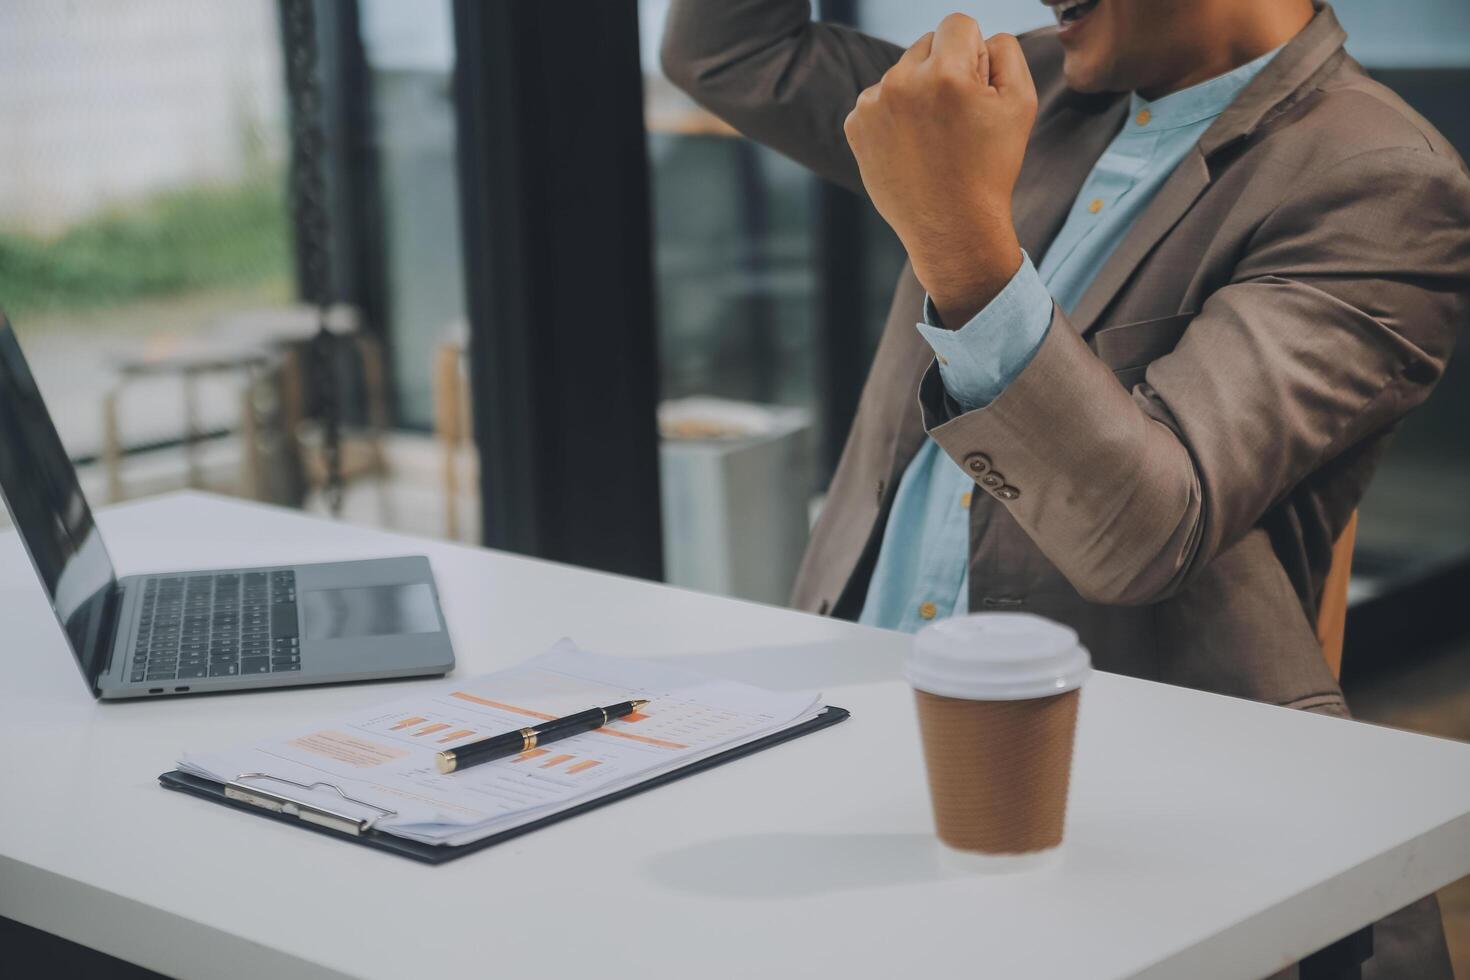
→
(149, 688, 163, 694)
(174, 686, 190, 693)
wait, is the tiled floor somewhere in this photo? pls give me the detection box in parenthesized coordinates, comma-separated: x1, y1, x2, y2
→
(1345, 635, 1470, 978)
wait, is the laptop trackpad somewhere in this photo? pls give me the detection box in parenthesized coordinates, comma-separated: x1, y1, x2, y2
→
(301, 584, 441, 640)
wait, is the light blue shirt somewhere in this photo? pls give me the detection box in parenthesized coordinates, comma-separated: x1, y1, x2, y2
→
(859, 48, 1281, 633)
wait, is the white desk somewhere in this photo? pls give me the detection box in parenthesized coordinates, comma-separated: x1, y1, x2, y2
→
(2, 492, 1468, 980)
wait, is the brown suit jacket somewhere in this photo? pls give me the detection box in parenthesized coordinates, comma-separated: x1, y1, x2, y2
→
(663, 2, 1470, 718)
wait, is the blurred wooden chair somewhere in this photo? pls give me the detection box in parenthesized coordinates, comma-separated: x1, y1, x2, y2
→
(195, 304, 390, 517)
(1316, 510, 1359, 680)
(432, 338, 474, 540)
(101, 340, 272, 503)
(277, 328, 392, 521)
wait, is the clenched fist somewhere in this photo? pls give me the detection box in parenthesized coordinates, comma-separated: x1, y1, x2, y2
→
(844, 14, 1038, 327)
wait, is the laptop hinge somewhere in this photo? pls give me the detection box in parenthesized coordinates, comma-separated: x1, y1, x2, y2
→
(95, 583, 125, 682)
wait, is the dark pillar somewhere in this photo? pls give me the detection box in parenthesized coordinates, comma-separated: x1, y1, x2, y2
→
(452, 0, 664, 579)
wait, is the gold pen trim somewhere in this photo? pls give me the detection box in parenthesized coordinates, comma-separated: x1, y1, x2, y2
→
(438, 705, 646, 777)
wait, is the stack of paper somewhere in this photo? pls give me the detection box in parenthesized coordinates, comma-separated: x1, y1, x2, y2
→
(178, 640, 825, 846)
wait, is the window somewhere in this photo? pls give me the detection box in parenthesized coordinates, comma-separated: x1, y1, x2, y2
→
(0, 0, 481, 544)
(638, 0, 902, 602)
(358, 0, 466, 431)
(0, 0, 290, 459)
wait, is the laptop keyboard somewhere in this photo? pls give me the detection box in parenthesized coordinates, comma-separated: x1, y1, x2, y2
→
(129, 570, 300, 683)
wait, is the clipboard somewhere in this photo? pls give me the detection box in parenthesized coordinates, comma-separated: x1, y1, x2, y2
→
(159, 704, 849, 864)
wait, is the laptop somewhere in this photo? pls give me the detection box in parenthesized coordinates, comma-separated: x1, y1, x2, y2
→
(0, 315, 455, 699)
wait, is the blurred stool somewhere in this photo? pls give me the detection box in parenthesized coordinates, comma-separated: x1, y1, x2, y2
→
(212, 305, 392, 523)
(101, 338, 273, 503)
(432, 330, 475, 540)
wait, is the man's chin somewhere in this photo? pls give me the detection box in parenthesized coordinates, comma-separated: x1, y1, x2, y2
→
(1061, 56, 1114, 95)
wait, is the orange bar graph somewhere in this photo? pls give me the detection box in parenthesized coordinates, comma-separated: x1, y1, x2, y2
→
(595, 728, 688, 750)
(436, 729, 475, 743)
(566, 760, 601, 774)
(413, 723, 452, 737)
(390, 716, 427, 731)
(539, 754, 574, 769)
(450, 692, 556, 721)
(621, 711, 649, 723)
(511, 749, 549, 763)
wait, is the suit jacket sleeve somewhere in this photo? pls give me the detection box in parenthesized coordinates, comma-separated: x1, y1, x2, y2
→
(660, 0, 903, 196)
(920, 145, 1470, 605)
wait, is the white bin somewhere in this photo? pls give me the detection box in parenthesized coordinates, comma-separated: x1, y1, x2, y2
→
(658, 397, 812, 606)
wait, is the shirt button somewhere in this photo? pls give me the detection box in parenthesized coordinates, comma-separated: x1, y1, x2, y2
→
(964, 453, 992, 475)
(1135, 108, 1151, 126)
(937, 354, 949, 366)
(980, 472, 1004, 489)
(997, 486, 1021, 501)
(960, 492, 972, 509)
(918, 601, 938, 620)
(1088, 198, 1105, 214)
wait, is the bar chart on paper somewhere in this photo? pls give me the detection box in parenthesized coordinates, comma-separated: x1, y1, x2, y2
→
(510, 750, 602, 775)
(177, 640, 827, 846)
(366, 712, 482, 745)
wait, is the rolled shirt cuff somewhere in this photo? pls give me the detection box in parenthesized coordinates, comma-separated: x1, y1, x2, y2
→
(914, 251, 1053, 411)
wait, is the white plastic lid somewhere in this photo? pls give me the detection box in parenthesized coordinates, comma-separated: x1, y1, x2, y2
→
(906, 613, 1091, 701)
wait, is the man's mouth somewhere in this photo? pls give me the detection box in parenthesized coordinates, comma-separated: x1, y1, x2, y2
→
(1050, 0, 1101, 30)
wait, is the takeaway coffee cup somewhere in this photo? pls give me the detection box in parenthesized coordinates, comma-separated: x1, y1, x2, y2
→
(907, 612, 1091, 856)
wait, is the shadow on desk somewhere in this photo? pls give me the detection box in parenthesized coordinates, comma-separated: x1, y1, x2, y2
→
(644, 834, 1379, 979)
(645, 832, 945, 898)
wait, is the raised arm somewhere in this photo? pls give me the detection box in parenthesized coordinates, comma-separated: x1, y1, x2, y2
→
(660, 0, 903, 195)
(920, 144, 1470, 605)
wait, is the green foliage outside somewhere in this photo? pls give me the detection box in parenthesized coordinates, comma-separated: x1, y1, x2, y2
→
(0, 178, 292, 318)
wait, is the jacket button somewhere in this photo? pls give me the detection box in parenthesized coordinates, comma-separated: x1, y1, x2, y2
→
(964, 453, 991, 475)
(996, 486, 1020, 500)
(980, 472, 1004, 489)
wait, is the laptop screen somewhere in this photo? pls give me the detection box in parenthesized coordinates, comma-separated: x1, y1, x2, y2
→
(0, 317, 118, 688)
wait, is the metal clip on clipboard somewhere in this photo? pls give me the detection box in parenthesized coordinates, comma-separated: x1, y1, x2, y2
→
(223, 773, 398, 837)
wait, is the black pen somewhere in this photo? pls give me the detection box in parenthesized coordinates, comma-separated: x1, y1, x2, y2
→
(435, 699, 650, 774)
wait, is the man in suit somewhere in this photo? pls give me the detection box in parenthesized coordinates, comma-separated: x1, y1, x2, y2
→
(663, 1, 1470, 975)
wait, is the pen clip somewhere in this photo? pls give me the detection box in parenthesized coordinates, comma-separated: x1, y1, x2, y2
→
(225, 773, 399, 837)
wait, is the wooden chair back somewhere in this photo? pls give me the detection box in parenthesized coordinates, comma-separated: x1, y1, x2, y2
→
(1316, 510, 1359, 681)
